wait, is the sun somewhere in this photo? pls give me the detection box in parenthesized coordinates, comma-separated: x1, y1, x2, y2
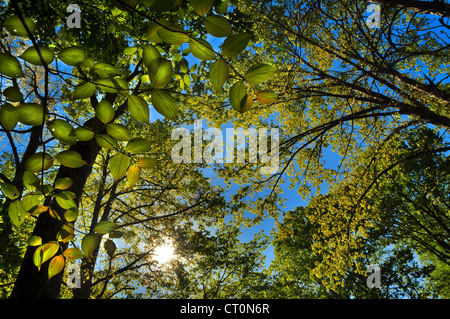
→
(153, 243, 176, 264)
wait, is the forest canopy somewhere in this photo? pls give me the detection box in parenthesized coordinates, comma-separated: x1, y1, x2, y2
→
(0, 0, 449, 299)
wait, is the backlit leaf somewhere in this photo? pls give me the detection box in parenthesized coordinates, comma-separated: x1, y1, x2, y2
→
(55, 150, 87, 168)
(204, 15, 233, 37)
(244, 63, 278, 85)
(58, 46, 90, 66)
(63, 248, 83, 261)
(96, 134, 119, 150)
(71, 82, 96, 100)
(20, 46, 55, 66)
(143, 44, 161, 74)
(128, 95, 150, 124)
(137, 157, 158, 169)
(256, 91, 279, 104)
(0, 183, 20, 200)
(151, 89, 178, 120)
(127, 164, 141, 187)
(190, 0, 212, 16)
(74, 126, 95, 141)
(106, 123, 132, 141)
(189, 38, 216, 60)
(95, 99, 115, 124)
(110, 153, 131, 181)
(209, 58, 229, 93)
(54, 177, 73, 190)
(42, 242, 60, 264)
(94, 221, 119, 234)
(222, 33, 252, 58)
(8, 200, 27, 227)
(151, 58, 173, 88)
(229, 80, 248, 112)
(49, 119, 76, 145)
(24, 152, 54, 172)
(157, 22, 189, 45)
(0, 54, 24, 78)
(18, 103, 44, 126)
(0, 103, 19, 131)
(48, 255, 65, 280)
(28, 235, 42, 246)
(4, 86, 23, 102)
(81, 234, 100, 261)
(3, 15, 37, 37)
(126, 138, 152, 154)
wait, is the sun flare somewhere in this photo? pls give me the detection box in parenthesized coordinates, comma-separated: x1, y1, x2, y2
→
(153, 243, 176, 264)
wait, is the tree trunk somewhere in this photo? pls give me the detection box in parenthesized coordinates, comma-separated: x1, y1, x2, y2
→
(9, 121, 101, 299)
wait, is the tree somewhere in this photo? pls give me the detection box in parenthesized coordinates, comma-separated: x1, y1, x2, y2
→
(0, 0, 276, 299)
(189, 0, 450, 296)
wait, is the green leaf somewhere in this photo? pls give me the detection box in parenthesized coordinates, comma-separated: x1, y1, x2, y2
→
(21, 193, 42, 213)
(0, 53, 24, 78)
(41, 242, 60, 264)
(222, 33, 252, 58)
(71, 82, 96, 100)
(204, 15, 233, 37)
(190, 0, 212, 16)
(28, 235, 42, 246)
(3, 86, 23, 102)
(93, 62, 121, 78)
(0, 183, 20, 200)
(19, 46, 54, 66)
(49, 119, 77, 145)
(142, 0, 179, 12)
(126, 138, 152, 154)
(0, 103, 19, 131)
(104, 239, 116, 258)
(143, 44, 161, 74)
(96, 134, 119, 150)
(137, 157, 158, 169)
(58, 46, 90, 66)
(244, 63, 278, 85)
(8, 200, 27, 227)
(55, 150, 87, 168)
(74, 126, 95, 141)
(63, 248, 83, 261)
(55, 191, 77, 210)
(106, 123, 132, 141)
(209, 58, 229, 93)
(109, 230, 124, 238)
(81, 234, 100, 261)
(18, 103, 44, 126)
(64, 209, 78, 222)
(94, 221, 119, 234)
(157, 22, 189, 45)
(256, 91, 279, 104)
(23, 171, 40, 190)
(95, 99, 115, 124)
(151, 89, 178, 120)
(127, 164, 141, 187)
(146, 22, 163, 43)
(24, 152, 54, 172)
(3, 15, 37, 37)
(189, 38, 216, 60)
(229, 80, 248, 112)
(56, 222, 75, 243)
(54, 177, 73, 190)
(48, 255, 65, 280)
(110, 153, 131, 181)
(216, 1, 228, 14)
(96, 79, 118, 93)
(124, 47, 137, 55)
(151, 58, 173, 88)
(128, 95, 150, 124)
(33, 246, 44, 270)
